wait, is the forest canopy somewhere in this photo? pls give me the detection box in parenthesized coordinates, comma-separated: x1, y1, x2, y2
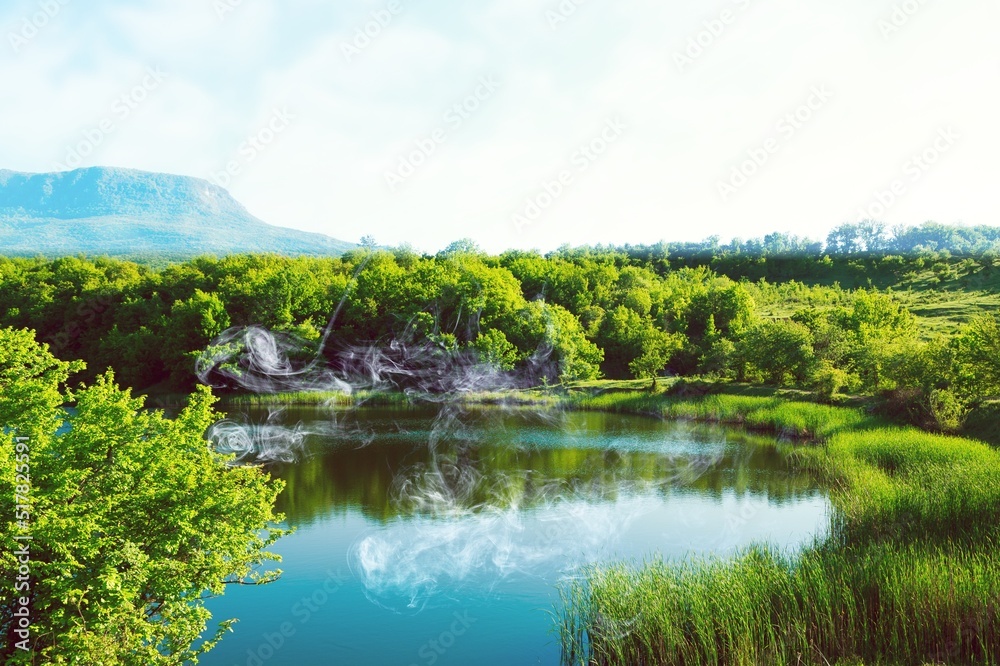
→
(1, 222, 999, 432)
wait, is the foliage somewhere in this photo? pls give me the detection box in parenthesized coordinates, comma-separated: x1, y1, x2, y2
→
(811, 359, 851, 402)
(0, 244, 998, 424)
(953, 314, 1000, 398)
(737, 319, 814, 384)
(0, 329, 286, 664)
(471, 329, 519, 371)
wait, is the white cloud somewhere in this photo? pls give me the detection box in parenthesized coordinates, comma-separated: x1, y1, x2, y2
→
(1, 0, 997, 252)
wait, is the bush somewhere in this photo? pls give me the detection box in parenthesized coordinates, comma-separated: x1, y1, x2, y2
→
(737, 320, 815, 385)
(928, 388, 969, 433)
(811, 359, 851, 402)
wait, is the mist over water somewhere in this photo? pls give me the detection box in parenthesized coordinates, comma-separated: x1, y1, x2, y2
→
(193, 310, 827, 663)
(195, 308, 624, 608)
(197, 313, 564, 466)
(349, 431, 725, 611)
(198, 406, 829, 666)
(207, 409, 316, 464)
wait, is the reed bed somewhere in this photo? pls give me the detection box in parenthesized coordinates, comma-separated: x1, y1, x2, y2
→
(562, 542, 1000, 666)
(559, 395, 1000, 665)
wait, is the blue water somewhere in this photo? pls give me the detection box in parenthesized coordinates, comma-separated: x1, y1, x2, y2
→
(200, 406, 829, 666)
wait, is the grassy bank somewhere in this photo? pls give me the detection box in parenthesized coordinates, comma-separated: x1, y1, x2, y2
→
(214, 388, 561, 409)
(569, 390, 877, 441)
(217, 389, 402, 407)
(558, 390, 1000, 666)
(562, 542, 999, 666)
(207, 377, 998, 447)
(211, 379, 872, 439)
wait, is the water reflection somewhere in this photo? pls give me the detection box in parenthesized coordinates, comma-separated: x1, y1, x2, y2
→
(251, 406, 821, 526)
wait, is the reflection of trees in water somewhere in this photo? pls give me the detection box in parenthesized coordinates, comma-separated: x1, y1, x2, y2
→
(269, 407, 823, 525)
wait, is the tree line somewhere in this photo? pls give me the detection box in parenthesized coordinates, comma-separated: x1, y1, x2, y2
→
(0, 241, 998, 431)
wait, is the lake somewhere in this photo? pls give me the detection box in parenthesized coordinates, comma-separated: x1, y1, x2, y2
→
(200, 404, 829, 666)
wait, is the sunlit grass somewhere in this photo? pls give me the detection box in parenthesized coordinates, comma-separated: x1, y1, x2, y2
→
(569, 391, 879, 440)
(218, 388, 560, 407)
(219, 390, 398, 406)
(559, 393, 1000, 665)
(564, 543, 1000, 666)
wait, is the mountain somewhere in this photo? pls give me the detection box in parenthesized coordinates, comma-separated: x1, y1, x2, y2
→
(0, 167, 356, 257)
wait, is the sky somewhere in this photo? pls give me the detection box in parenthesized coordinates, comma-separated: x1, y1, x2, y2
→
(1, 0, 997, 253)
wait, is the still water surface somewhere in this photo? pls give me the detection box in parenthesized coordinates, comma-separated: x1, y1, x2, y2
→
(201, 405, 829, 666)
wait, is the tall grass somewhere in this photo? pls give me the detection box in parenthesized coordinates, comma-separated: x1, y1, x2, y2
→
(219, 390, 375, 406)
(570, 391, 878, 440)
(825, 428, 1000, 546)
(559, 395, 1000, 665)
(564, 543, 1000, 666)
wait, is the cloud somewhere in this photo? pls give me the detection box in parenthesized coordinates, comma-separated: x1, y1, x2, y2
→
(2, 0, 998, 251)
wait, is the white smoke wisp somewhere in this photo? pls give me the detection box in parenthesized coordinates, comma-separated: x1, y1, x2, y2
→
(349, 426, 729, 612)
(207, 409, 318, 464)
(194, 265, 574, 403)
(196, 326, 353, 395)
(349, 494, 641, 612)
(197, 256, 368, 394)
(194, 320, 565, 468)
(336, 339, 514, 396)
(194, 325, 554, 403)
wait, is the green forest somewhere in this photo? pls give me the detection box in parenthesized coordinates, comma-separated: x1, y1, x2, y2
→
(2, 221, 999, 437)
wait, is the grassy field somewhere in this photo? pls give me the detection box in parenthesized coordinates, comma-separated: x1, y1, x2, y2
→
(896, 289, 1000, 337)
(756, 286, 1000, 338)
(557, 389, 1000, 666)
(747, 261, 1000, 337)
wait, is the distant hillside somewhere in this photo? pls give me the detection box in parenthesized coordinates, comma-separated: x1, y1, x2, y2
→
(0, 167, 356, 257)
